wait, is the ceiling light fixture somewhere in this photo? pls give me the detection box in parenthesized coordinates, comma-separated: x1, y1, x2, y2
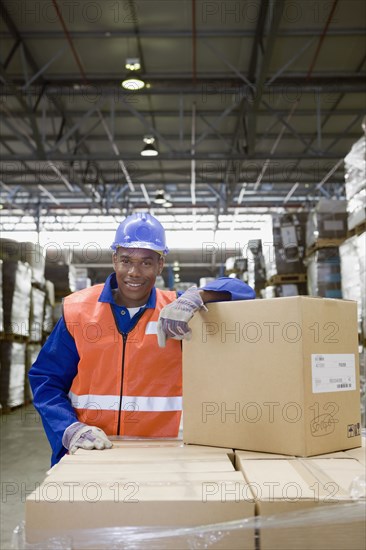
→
(141, 136, 158, 157)
(121, 57, 145, 90)
(153, 189, 166, 204)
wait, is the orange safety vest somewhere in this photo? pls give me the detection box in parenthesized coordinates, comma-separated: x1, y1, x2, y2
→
(63, 286, 182, 437)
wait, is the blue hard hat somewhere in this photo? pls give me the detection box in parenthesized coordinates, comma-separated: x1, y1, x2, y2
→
(111, 212, 169, 255)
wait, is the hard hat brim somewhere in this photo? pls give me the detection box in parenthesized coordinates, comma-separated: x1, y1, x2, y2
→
(111, 241, 169, 255)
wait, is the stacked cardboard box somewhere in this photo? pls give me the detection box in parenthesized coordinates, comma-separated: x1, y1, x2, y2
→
(183, 297, 361, 456)
(24, 343, 41, 403)
(0, 260, 3, 334)
(42, 280, 56, 337)
(235, 445, 366, 550)
(344, 135, 366, 231)
(29, 287, 46, 343)
(25, 440, 366, 549)
(339, 235, 364, 335)
(0, 341, 26, 408)
(305, 200, 348, 300)
(306, 199, 348, 248)
(1, 260, 32, 338)
(26, 442, 255, 548)
(307, 247, 342, 299)
(0, 239, 46, 288)
(268, 213, 308, 278)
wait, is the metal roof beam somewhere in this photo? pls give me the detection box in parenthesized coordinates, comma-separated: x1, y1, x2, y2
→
(248, 0, 285, 154)
(0, 152, 343, 162)
(3, 108, 364, 118)
(1, 28, 364, 39)
(118, 97, 175, 153)
(1, 131, 362, 143)
(0, 63, 45, 158)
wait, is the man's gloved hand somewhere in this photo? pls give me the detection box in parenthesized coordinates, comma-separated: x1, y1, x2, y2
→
(157, 286, 208, 347)
(62, 422, 113, 454)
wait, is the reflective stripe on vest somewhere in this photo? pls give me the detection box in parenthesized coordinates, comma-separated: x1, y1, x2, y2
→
(69, 391, 182, 412)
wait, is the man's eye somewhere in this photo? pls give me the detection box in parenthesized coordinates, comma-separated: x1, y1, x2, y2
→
(121, 258, 130, 264)
(143, 261, 152, 267)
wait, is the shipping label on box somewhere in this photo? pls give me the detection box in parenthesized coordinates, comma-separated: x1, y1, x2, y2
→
(183, 297, 362, 457)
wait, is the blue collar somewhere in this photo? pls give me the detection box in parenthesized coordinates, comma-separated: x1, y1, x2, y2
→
(98, 273, 157, 309)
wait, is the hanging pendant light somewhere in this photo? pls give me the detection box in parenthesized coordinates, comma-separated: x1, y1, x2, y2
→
(121, 58, 145, 90)
(141, 135, 158, 157)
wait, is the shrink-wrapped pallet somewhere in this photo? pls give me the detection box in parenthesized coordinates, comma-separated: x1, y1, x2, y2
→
(29, 287, 45, 343)
(344, 135, 366, 230)
(307, 248, 342, 299)
(2, 261, 32, 338)
(340, 235, 363, 334)
(0, 239, 45, 287)
(0, 341, 26, 408)
(0, 259, 3, 333)
(42, 304, 54, 335)
(306, 199, 348, 247)
(268, 213, 307, 276)
(25, 343, 41, 403)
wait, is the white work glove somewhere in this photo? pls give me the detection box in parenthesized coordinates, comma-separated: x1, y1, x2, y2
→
(62, 422, 113, 454)
(157, 286, 208, 348)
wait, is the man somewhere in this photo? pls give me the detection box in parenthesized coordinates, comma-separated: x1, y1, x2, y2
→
(29, 213, 255, 465)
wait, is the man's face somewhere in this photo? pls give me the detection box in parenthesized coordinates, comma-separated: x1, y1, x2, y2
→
(112, 247, 164, 307)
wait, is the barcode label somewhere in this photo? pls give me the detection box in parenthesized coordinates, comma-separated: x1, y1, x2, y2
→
(311, 354, 356, 394)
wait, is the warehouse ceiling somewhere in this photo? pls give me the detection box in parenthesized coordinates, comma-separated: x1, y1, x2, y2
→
(0, 0, 365, 233)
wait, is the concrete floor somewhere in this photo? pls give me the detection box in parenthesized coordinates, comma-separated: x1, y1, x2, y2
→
(0, 404, 51, 549)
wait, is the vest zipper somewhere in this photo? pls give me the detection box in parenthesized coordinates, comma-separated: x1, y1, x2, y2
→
(117, 332, 127, 435)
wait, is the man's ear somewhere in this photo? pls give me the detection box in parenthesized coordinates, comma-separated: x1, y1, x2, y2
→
(112, 252, 117, 270)
(158, 256, 164, 275)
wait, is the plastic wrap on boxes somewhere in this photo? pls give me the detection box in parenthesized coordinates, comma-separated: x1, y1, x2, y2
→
(12, 502, 366, 550)
(25, 343, 41, 402)
(306, 199, 348, 247)
(2, 261, 32, 337)
(270, 213, 307, 276)
(360, 347, 365, 428)
(0, 239, 45, 287)
(307, 248, 342, 298)
(347, 188, 366, 230)
(0, 341, 26, 408)
(29, 288, 45, 343)
(42, 304, 54, 335)
(44, 280, 55, 307)
(0, 259, 3, 333)
(358, 232, 366, 337)
(344, 135, 366, 200)
(340, 236, 363, 333)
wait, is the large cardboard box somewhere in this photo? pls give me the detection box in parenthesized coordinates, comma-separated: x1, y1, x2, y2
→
(236, 453, 366, 550)
(27, 444, 255, 548)
(183, 297, 361, 456)
(26, 479, 254, 546)
(75, 440, 236, 462)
